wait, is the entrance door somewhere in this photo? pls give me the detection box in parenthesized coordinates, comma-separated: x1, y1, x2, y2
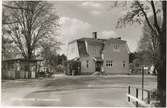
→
(95, 62, 102, 72)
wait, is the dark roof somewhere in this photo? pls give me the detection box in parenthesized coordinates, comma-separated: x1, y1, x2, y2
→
(76, 38, 107, 57)
(69, 37, 107, 44)
(75, 38, 106, 57)
(69, 37, 127, 58)
(69, 37, 126, 45)
(77, 40, 89, 57)
(105, 38, 126, 45)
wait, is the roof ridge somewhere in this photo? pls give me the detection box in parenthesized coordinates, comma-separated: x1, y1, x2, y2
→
(69, 36, 126, 44)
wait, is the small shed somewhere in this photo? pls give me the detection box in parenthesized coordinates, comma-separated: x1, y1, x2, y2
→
(2, 58, 43, 79)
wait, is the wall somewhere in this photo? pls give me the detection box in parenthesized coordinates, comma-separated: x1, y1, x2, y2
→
(2, 62, 16, 79)
(103, 40, 129, 74)
(80, 56, 95, 74)
(79, 41, 103, 74)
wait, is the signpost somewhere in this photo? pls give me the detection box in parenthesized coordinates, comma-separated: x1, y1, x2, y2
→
(142, 66, 144, 100)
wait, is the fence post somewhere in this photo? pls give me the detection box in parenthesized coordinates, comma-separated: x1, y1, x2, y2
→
(147, 91, 150, 104)
(128, 86, 130, 102)
(136, 88, 138, 107)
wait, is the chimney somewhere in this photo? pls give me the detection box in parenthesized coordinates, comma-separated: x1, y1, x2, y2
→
(92, 32, 97, 39)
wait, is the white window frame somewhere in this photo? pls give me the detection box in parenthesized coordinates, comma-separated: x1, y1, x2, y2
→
(106, 60, 112, 68)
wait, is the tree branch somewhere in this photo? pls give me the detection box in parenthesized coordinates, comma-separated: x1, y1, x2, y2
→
(150, 0, 161, 34)
(8, 30, 27, 58)
(3, 4, 32, 11)
(2, 21, 18, 25)
(136, 1, 158, 37)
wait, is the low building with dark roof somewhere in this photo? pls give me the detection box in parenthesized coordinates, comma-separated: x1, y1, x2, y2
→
(2, 58, 43, 79)
(67, 32, 130, 75)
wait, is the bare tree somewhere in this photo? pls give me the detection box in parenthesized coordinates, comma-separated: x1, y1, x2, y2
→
(2, 8, 19, 60)
(138, 15, 163, 76)
(40, 39, 61, 72)
(3, 1, 60, 78)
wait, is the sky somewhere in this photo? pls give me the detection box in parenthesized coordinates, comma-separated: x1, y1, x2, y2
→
(52, 1, 143, 55)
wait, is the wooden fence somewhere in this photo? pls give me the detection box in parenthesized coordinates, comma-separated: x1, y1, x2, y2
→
(127, 86, 151, 107)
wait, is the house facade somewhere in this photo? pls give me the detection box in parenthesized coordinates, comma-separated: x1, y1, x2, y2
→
(67, 32, 130, 74)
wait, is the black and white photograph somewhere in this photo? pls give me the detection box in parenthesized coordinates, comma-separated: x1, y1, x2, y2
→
(1, 0, 166, 107)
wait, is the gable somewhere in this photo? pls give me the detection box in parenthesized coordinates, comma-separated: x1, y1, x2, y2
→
(102, 38, 130, 55)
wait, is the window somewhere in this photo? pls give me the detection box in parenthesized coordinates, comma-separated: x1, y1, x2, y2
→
(123, 61, 125, 68)
(114, 44, 119, 49)
(86, 60, 89, 68)
(106, 60, 112, 67)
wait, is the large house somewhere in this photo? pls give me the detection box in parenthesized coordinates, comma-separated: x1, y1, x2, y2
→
(67, 32, 130, 74)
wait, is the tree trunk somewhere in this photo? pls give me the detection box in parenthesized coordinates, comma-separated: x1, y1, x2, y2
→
(157, 1, 166, 106)
(157, 63, 166, 106)
(27, 47, 32, 79)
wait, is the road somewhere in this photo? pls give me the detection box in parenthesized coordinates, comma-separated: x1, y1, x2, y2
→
(2, 74, 157, 107)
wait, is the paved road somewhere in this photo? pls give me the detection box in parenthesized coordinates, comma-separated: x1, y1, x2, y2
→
(2, 75, 157, 107)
